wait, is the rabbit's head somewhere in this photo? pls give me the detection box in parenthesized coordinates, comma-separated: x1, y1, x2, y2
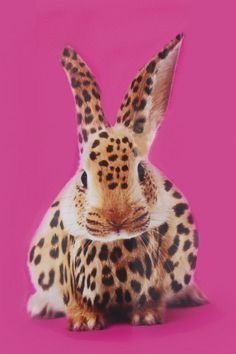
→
(61, 34, 183, 242)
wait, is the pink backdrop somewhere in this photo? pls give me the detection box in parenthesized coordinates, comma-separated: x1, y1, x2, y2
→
(1, 0, 235, 353)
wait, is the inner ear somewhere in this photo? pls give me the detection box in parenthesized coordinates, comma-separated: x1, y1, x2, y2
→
(115, 34, 183, 156)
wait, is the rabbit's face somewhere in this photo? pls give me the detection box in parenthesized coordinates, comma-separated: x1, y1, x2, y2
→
(74, 127, 158, 241)
(61, 34, 183, 241)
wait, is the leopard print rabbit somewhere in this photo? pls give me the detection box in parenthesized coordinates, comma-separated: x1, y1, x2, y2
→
(27, 34, 207, 331)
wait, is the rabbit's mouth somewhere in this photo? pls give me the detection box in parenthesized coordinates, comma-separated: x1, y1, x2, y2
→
(83, 213, 151, 242)
(82, 202, 151, 240)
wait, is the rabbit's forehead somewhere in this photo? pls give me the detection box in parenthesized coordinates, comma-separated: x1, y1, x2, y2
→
(87, 128, 139, 159)
(84, 128, 139, 190)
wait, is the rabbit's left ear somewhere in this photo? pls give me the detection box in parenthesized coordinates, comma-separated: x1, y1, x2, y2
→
(116, 34, 183, 156)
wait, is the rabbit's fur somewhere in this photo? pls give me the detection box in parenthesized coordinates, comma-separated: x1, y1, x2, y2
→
(27, 34, 207, 330)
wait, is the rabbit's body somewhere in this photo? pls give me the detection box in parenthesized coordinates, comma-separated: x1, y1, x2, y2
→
(27, 35, 207, 330)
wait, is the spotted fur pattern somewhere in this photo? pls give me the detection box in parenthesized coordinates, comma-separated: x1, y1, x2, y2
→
(27, 34, 207, 331)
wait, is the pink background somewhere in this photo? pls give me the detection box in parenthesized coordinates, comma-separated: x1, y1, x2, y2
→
(1, 0, 235, 353)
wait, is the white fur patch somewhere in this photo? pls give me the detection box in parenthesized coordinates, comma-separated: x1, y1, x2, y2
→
(27, 289, 65, 317)
(60, 173, 87, 238)
(149, 166, 171, 228)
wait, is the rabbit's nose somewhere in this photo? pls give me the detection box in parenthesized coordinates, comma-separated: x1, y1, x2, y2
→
(106, 208, 117, 220)
(109, 220, 122, 232)
(106, 209, 125, 232)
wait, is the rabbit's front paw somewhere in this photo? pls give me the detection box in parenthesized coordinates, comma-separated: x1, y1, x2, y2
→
(130, 307, 165, 326)
(68, 304, 106, 331)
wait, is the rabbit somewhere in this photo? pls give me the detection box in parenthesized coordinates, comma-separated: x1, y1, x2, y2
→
(27, 34, 207, 331)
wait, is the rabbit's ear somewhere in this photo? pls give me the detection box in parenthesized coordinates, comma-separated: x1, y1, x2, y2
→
(61, 47, 109, 150)
(116, 34, 183, 156)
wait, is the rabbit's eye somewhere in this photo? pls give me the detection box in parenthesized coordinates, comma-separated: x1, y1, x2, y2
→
(81, 171, 87, 188)
(137, 163, 145, 182)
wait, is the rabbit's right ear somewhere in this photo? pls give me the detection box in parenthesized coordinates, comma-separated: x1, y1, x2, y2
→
(116, 34, 183, 156)
(61, 47, 109, 152)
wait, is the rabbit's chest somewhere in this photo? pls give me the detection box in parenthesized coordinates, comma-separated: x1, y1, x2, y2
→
(72, 234, 162, 310)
